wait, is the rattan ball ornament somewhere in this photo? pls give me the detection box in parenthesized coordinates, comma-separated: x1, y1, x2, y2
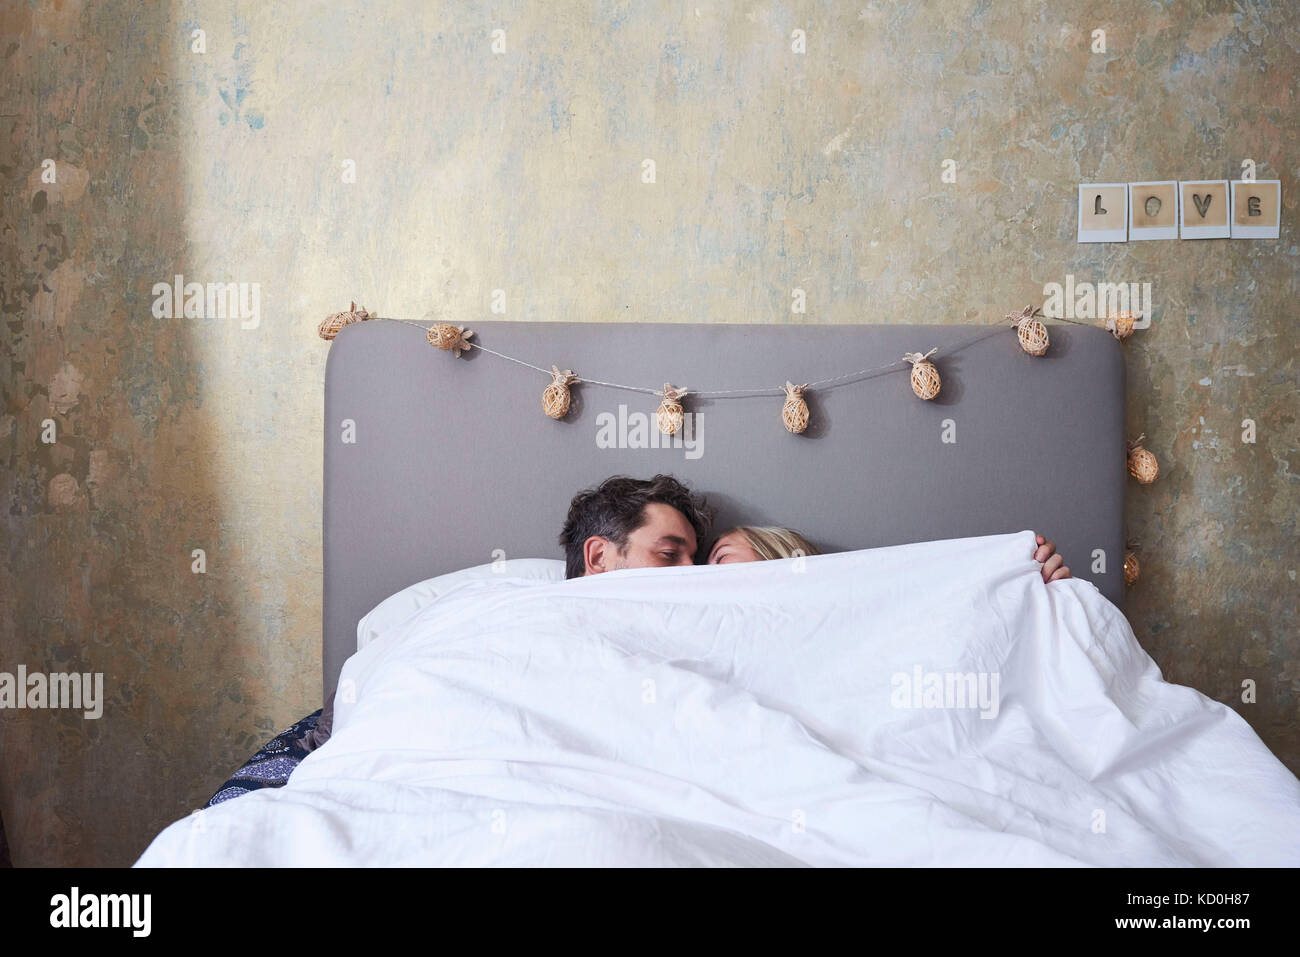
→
(655, 383, 687, 436)
(1106, 310, 1136, 342)
(318, 301, 375, 340)
(1007, 304, 1049, 356)
(1127, 434, 1159, 484)
(1123, 542, 1140, 586)
(781, 381, 810, 433)
(904, 348, 941, 400)
(427, 322, 474, 358)
(543, 365, 578, 420)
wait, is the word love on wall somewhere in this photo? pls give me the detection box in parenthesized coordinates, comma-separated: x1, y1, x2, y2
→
(1078, 180, 1281, 242)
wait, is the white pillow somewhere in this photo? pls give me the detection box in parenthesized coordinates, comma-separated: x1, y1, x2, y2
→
(356, 558, 566, 650)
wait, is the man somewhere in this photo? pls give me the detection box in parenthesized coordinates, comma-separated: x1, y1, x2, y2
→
(559, 474, 713, 579)
(560, 474, 1071, 583)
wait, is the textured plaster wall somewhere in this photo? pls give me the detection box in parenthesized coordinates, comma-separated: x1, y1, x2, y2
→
(1, 0, 1296, 865)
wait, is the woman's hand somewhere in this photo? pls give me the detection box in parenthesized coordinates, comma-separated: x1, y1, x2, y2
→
(1033, 534, 1072, 583)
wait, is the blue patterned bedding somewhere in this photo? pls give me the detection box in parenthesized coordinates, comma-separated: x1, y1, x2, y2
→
(206, 709, 323, 807)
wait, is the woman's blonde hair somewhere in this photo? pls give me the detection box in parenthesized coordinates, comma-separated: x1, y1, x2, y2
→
(720, 525, 820, 561)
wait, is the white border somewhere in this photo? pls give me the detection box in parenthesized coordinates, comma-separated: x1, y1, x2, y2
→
(1230, 180, 1281, 239)
(1078, 183, 1128, 243)
(1127, 181, 1178, 241)
(1179, 180, 1230, 239)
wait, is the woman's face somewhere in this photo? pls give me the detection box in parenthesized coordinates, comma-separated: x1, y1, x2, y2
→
(707, 531, 761, 565)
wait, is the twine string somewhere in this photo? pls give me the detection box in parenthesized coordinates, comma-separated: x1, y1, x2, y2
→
(382, 318, 1014, 397)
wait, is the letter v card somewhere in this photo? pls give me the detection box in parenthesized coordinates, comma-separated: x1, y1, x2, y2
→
(1179, 180, 1230, 239)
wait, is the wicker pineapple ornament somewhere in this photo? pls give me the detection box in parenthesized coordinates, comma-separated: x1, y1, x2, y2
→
(1127, 434, 1159, 484)
(1106, 310, 1136, 342)
(1007, 304, 1049, 356)
(1123, 540, 1140, 586)
(318, 301, 375, 340)
(903, 348, 941, 400)
(427, 322, 474, 358)
(543, 366, 578, 420)
(655, 383, 687, 436)
(782, 382, 810, 433)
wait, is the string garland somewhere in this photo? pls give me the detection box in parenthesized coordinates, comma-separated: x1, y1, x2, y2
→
(319, 305, 1143, 438)
(365, 316, 1007, 398)
(317, 302, 1156, 577)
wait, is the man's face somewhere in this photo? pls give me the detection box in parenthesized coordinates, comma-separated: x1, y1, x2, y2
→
(585, 502, 697, 575)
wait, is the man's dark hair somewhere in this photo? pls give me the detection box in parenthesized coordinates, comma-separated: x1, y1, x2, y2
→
(559, 474, 713, 579)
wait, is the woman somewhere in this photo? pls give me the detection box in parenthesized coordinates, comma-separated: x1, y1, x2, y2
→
(710, 526, 1069, 581)
(706, 526, 820, 564)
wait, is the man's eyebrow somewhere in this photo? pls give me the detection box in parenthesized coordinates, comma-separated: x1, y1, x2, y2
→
(655, 535, 691, 547)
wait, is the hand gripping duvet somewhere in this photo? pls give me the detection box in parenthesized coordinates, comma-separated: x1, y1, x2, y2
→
(136, 531, 1300, 867)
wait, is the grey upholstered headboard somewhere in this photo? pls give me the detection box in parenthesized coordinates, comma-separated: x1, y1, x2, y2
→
(323, 320, 1126, 698)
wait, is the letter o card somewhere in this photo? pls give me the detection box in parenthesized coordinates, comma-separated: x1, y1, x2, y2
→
(1128, 181, 1178, 240)
(1078, 184, 1128, 242)
(1180, 180, 1230, 239)
(1231, 180, 1281, 239)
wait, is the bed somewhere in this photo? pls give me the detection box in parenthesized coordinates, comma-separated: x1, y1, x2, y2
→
(152, 320, 1299, 866)
(321, 319, 1127, 701)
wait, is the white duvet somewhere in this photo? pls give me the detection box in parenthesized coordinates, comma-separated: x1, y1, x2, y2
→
(137, 531, 1300, 866)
